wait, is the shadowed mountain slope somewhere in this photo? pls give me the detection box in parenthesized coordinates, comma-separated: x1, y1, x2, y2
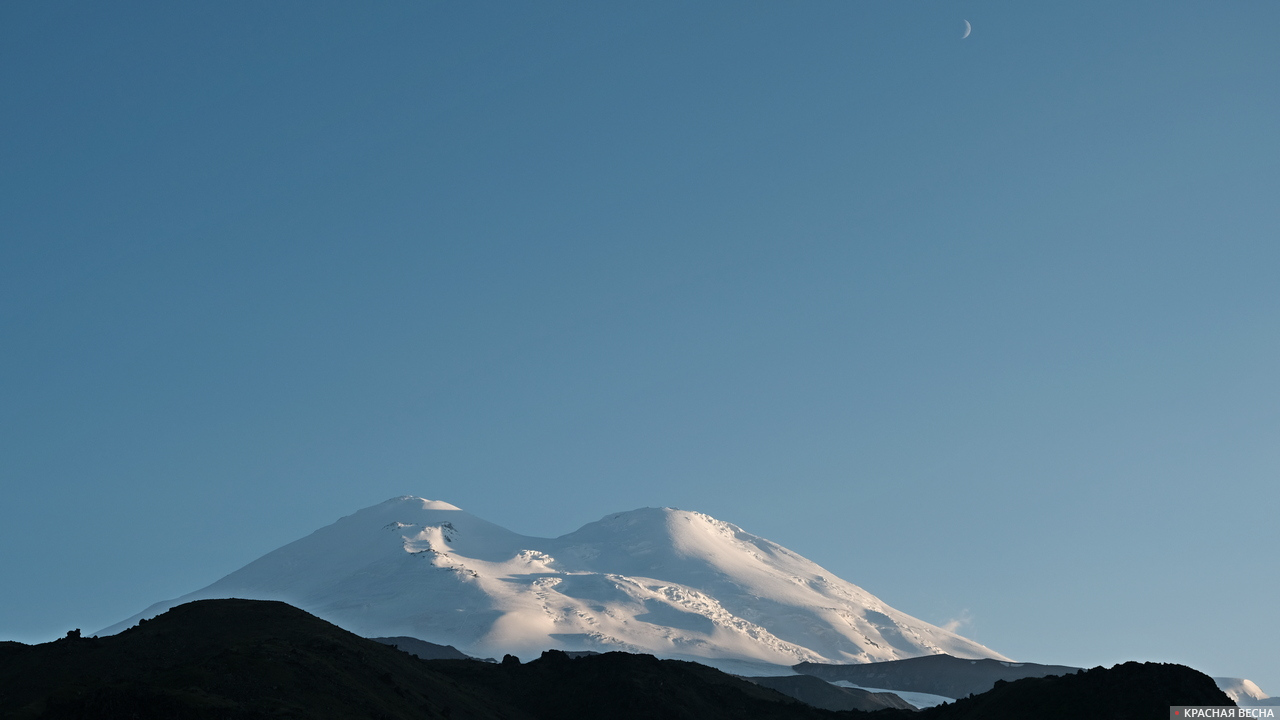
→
(369, 636, 477, 661)
(796, 653, 1081, 698)
(745, 674, 917, 711)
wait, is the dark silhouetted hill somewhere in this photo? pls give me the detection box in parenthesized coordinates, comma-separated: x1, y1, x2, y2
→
(921, 661, 1234, 720)
(0, 599, 521, 719)
(423, 649, 837, 720)
(0, 599, 1235, 720)
(0, 599, 827, 720)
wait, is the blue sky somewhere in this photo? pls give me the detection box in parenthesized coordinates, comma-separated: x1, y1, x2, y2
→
(2, 0, 1277, 691)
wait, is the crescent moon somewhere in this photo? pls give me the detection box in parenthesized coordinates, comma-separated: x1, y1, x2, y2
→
(962, 20, 971, 39)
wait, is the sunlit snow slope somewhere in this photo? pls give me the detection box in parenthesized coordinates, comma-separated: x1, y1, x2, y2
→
(102, 497, 1007, 666)
(1215, 678, 1275, 706)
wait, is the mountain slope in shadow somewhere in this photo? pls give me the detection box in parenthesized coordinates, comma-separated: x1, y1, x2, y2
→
(796, 654, 1081, 698)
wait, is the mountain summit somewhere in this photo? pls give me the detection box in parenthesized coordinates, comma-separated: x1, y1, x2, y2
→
(102, 496, 1006, 668)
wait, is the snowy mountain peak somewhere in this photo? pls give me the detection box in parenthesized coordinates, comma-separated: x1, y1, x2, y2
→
(558, 506, 721, 544)
(383, 496, 463, 512)
(1214, 677, 1273, 706)
(102, 496, 1008, 670)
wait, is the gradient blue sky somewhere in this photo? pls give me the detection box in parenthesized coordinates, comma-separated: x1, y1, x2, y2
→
(3, 0, 1277, 691)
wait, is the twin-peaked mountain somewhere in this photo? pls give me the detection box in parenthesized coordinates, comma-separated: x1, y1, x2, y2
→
(102, 496, 1006, 668)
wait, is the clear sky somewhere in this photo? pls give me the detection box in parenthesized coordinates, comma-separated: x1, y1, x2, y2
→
(2, 0, 1277, 692)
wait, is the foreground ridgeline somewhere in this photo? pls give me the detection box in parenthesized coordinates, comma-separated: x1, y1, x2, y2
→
(0, 599, 1234, 720)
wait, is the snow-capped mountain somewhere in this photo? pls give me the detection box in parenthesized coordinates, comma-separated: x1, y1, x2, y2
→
(1215, 677, 1278, 706)
(102, 496, 1007, 668)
